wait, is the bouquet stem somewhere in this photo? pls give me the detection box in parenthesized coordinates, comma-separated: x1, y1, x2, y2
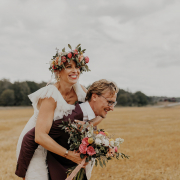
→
(66, 158, 86, 180)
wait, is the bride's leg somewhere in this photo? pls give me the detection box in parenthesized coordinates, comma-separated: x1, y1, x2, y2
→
(25, 145, 48, 180)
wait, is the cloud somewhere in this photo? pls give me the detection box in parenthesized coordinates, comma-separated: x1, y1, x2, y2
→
(0, 0, 180, 97)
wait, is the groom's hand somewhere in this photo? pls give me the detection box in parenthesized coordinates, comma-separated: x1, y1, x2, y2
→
(74, 120, 85, 131)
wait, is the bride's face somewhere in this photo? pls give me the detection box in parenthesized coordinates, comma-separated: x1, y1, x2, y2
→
(59, 60, 80, 85)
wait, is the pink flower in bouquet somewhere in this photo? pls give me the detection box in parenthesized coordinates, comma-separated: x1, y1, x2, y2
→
(79, 144, 87, 154)
(87, 146, 96, 156)
(114, 146, 118, 153)
(61, 56, 67, 63)
(107, 148, 115, 157)
(84, 56, 89, 63)
(99, 131, 106, 136)
(82, 137, 89, 146)
(68, 52, 72, 59)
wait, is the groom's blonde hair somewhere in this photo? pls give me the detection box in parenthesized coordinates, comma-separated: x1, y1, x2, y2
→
(85, 79, 119, 101)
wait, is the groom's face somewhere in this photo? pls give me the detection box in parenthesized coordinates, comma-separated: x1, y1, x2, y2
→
(92, 90, 117, 118)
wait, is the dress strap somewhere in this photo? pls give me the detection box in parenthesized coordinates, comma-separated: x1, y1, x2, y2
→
(73, 81, 86, 103)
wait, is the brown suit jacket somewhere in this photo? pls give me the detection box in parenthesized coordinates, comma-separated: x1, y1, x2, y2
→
(15, 103, 84, 180)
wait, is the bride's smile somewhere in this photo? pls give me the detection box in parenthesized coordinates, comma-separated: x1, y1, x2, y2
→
(59, 60, 80, 85)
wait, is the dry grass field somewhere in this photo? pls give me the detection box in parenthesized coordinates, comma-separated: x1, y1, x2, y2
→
(0, 105, 180, 180)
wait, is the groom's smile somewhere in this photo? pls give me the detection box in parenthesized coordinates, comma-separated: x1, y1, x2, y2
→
(90, 91, 117, 118)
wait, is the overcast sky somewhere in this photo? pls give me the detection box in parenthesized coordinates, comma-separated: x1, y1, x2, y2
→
(0, 0, 180, 97)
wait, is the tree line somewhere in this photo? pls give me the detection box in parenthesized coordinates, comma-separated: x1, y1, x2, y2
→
(0, 79, 46, 106)
(0, 79, 152, 106)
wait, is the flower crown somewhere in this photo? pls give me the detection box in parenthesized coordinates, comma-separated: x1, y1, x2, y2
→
(49, 44, 90, 73)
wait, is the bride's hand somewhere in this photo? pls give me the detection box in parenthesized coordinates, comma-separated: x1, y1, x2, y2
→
(67, 150, 88, 167)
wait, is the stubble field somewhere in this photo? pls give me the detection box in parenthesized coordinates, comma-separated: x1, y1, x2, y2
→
(0, 105, 180, 180)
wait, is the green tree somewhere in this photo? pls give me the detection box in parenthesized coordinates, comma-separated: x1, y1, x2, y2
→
(0, 79, 12, 96)
(13, 81, 31, 105)
(134, 91, 149, 106)
(0, 89, 15, 106)
(38, 81, 46, 88)
(117, 93, 133, 106)
(26, 81, 39, 93)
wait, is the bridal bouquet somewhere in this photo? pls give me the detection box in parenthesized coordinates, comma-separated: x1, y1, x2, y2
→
(59, 119, 129, 180)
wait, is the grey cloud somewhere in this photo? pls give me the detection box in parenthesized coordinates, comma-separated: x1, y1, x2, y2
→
(0, 0, 180, 96)
(157, 59, 180, 68)
(68, 0, 177, 21)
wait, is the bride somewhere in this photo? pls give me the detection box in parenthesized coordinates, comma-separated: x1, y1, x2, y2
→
(16, 44, 101, 180)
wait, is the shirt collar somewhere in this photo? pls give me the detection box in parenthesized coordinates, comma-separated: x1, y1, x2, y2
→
(83, 101, 96, 120)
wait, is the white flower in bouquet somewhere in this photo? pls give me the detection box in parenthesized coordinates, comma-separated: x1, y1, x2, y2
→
(115, 138, 124, 144)
(101, 138, 109, 147)
(96, 134, 104, 140)
(95, 138, 102, 145)
(114, 141, 120, 147)
(86, 126, 94, 137)
(71, 124, 77, 129)
(109, 140, 115, 147)
(95, 148, 99, 153)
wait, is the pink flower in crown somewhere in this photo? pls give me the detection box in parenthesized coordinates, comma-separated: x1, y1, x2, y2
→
(82, 137, 89, 146)
(79, 144, 87, 154)
(78, 54, 84, 62)
(74, 49, 78, 56)
(99, 131, 106, 136)
(84, 56, 89, 63)
(87, 146, 96, 156)
(52, 65, 57, 70)
(68, 52, 72, 59)
(114, 146, 118, 153)
(61, 56, 67, 63)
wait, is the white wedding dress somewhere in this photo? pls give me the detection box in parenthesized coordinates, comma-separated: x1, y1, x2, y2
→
(16, 81, 94, 180)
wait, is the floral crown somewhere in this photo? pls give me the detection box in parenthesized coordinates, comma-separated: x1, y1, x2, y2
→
(49, 44, 90, 73)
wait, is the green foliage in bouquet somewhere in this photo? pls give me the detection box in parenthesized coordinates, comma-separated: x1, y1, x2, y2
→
(59, 119, 129, 171)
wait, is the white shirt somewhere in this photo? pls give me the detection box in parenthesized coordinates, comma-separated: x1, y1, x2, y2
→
(79, 101, 96, 180)
(79, 101, 96, 122)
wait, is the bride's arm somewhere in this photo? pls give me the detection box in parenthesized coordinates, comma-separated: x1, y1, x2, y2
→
(35, 98, 84, 163)
(16, 98, 86, 178)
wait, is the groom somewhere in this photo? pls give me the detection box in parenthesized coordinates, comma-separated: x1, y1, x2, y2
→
(15, 79, 118, 180)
